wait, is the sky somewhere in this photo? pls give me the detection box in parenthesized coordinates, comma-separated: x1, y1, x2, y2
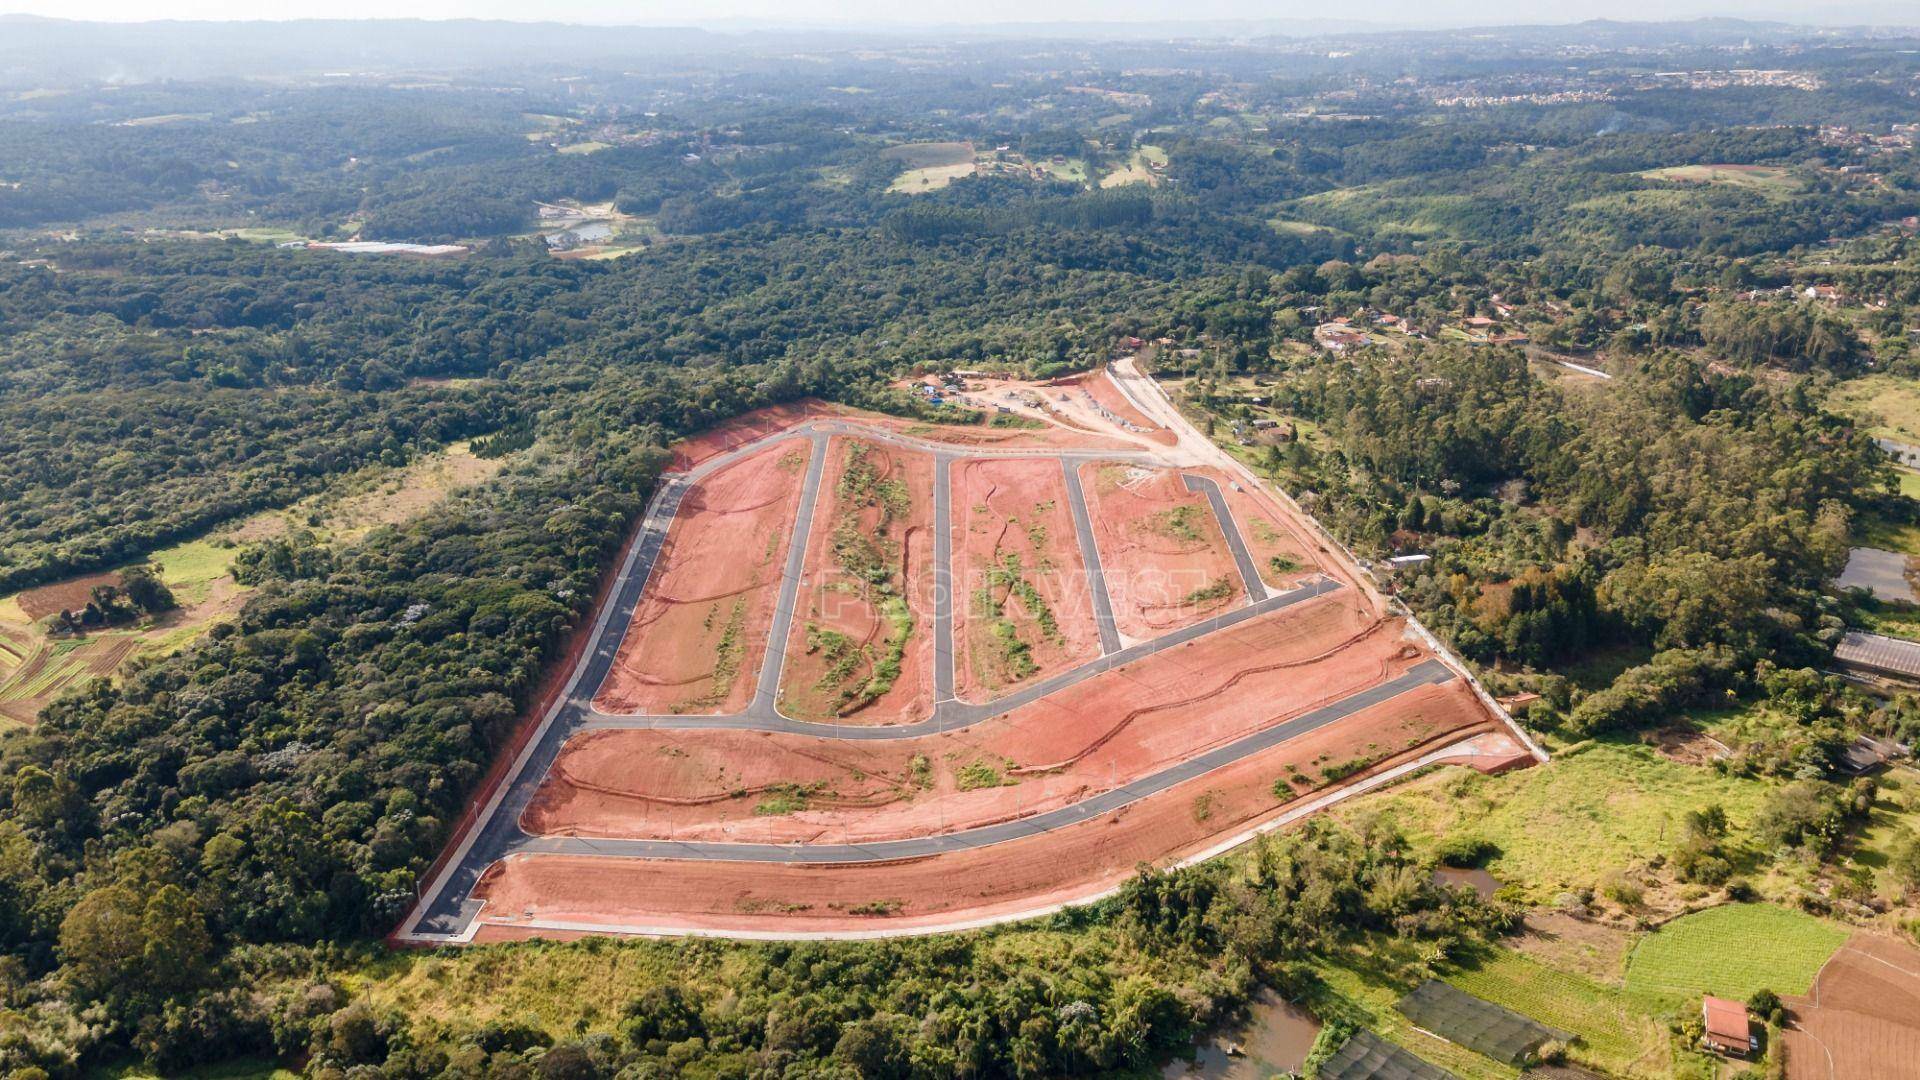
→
(0, 0, 1909, 26)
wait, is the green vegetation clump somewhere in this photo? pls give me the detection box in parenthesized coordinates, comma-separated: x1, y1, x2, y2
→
(1151, 504, 1205, 544)
(954, 759, 1012, 791)
(1183, 578, 1235, 606)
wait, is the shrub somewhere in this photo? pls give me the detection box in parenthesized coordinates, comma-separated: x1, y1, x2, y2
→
(1435, 835, 1500, 868)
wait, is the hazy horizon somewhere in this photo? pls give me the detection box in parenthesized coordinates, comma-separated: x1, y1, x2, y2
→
(0, 0, 1913, 30)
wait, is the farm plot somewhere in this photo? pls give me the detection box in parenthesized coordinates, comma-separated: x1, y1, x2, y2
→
(473, 674, 1497, 938)
(883, 141, 977, 193)
(777, 438, 937, 724)
(1624, 903, 1847, 1002)
(1781, 934, 1920, 1080)
(1082, 462, 1246, 640)
(593, 442, 811, 715)
(521, 597, 1422, 843)
(951, 457, 1101, 701)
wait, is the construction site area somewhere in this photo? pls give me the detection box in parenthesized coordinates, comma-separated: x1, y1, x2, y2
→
(398, 363, 1541, 943)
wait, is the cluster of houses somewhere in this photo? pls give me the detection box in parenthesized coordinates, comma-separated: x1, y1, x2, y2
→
(911, 376, 967, 407)
(1312, 303, 1529, 353)
(1734, 282, 1848, 304)
(1819, 123, 1918, 155)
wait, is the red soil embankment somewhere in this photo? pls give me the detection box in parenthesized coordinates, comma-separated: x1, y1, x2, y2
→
(1082, 462, 1244, 640)
(951, 457, 1102, 702)
(474, 677, 1495, 938)
(593, 441, 810, 716)
(525, 598, 1415, 843)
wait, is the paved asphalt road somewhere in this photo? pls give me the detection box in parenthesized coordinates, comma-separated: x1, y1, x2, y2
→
(404, 418, 1442, 940)
(523, 659, 1453, 863)
(1183, 473, 1268, 604)
(1060, 458, 1124, 654)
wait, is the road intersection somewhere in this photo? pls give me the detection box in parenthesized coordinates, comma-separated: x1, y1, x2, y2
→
(399, 411, 1475, 943)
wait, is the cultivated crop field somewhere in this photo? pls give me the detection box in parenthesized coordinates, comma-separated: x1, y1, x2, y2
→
(1624, 903, 1848, 1001)
(400, 377, 1525, 943)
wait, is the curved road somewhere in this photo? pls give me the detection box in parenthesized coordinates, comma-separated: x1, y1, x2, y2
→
(399, 416, 1455, 942)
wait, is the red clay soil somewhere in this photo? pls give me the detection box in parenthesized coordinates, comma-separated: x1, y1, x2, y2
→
(1057, 370, 1178, 447)
(777, 437, 937, 725)
(667, 401, 849, 471)
(860, 414, 1138, 453)
(14, 571, 123, 620)
(1782, 934, 1920, 1080)
(593, 441, 810, 716)
(950, 457, 1102, 702)
(667, 399, 1135, 473)
(524, 598, 1419, 842)
(1081, 462, 1246, 640)
(474, 678, 1495, 938)
(1202, 468, 1325, 591)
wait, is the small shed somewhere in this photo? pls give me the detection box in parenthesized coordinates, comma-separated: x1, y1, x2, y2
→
(1835, 734, 1912, 776)
(1701, 997, 1754, 1057)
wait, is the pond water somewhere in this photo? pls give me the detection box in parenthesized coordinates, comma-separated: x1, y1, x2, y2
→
(1432, 865, 1504, 899)
(1162, 988, 1321, 1080)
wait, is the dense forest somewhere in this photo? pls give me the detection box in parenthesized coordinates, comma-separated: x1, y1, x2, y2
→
(1, 15, 1920, 1079)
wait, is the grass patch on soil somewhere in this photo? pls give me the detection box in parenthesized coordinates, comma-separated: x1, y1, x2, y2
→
(954, 759, 1013, 791)
(1829, 374, 1920, 446)
(1637, 164, 1801, 194)
(1338, 741, 1777, 904)
(1623, 903, 1847, 1002)
(1442, 947, 1671, 1077)
(1150, 504, 1206, 543)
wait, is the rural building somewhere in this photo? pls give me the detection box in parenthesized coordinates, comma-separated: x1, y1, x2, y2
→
(1833, 630, 1920, 685)
(1315, 322, 1372, 352)
(1875, 437, 1920, 468)
(1835, 734, 1913, 776)
(1496, 692, 1542, 715)
(1701, 997, 1754, 1057)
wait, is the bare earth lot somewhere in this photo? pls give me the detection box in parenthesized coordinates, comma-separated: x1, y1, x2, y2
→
(401, 377, 1526, 944)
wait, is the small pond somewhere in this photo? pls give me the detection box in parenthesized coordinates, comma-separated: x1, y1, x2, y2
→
(1162, 988, 1321, 1080)
(1431, 865, 1504, 899)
